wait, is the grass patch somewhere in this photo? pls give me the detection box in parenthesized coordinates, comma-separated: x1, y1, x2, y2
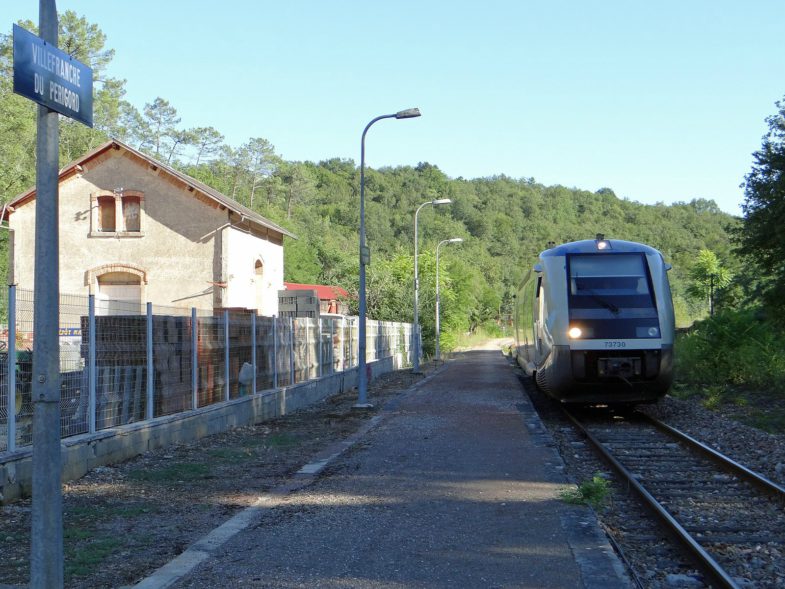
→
(65, 536, 123, 578)
(560, 474, 611, 509)
(266, 433, 299, 448)
(126, 462, 210, 483)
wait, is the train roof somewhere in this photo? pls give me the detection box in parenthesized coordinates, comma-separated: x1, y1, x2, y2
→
(540, 238, 665, 259)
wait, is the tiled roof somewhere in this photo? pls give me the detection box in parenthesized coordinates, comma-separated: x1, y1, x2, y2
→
(4, 139, 296, 239)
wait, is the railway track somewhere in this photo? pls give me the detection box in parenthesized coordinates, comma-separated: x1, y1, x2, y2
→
(564, 408, 785, 589)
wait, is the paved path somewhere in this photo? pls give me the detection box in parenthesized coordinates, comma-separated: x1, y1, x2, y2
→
(136, 350, 631, 589)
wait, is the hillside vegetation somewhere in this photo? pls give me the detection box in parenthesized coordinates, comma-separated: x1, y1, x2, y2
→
(3, 13, 784, 394)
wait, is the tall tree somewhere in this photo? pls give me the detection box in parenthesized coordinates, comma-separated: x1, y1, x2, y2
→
(141, 97, 180, 158)
(737, 94, 785, 315)
(686, 249, 732, 315)
(192, 126, 225, 166)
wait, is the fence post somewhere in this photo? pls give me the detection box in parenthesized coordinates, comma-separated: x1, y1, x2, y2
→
(329, 318, 334, 375)
(273, 318, 278, 390)
(305, 318, 310, 380)
(7, 285, 16, 452)
(378, 320, 383, 361)
(224, 310, 230, 401)
(88, 295, 96, 434)
(349, 317, 354, 368)
(191, 307, 198, 410)
(289, 317, 295, 384)
(251, 313, 257, 394)
(146, 302, 154, 420)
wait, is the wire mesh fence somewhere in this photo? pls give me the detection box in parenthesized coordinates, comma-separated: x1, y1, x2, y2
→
(1, 287, 413, 456)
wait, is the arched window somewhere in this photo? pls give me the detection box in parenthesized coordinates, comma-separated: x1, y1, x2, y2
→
(123, 195, 141, 232)
(97, 195, 116, 232)
(254, 259, 265, 312)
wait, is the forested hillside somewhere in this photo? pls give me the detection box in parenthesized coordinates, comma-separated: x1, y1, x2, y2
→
(0, 13, 743, 353)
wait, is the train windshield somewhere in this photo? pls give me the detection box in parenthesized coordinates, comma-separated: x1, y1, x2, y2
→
(567, 253, 660, 339)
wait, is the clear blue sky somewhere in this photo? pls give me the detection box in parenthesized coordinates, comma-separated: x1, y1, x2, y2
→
(9, 0, 785, 215)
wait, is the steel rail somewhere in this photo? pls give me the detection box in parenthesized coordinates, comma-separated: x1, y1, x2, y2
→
(638, 411, 785, 501)
(562, 409, 741, 589)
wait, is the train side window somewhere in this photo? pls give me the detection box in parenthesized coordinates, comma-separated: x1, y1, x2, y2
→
(536, 276, 542, 297)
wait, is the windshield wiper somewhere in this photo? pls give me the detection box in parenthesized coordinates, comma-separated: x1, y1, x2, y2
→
(577, 286, 620, 315)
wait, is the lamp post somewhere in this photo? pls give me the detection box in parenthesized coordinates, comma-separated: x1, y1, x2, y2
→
(435, 238, 463, 362)
(356, 108, 421, 408)
(413, 198, 452, 372)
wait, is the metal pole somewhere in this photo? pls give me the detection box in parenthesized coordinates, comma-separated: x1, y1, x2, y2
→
(146, 302, 153, 420)
(7, 285, 16, 452)
(30, 2, 63, 584)
(273, 318, 278, 390)
(88, 295, 96, 433)
(356, 109, 420, 407)
(436, 242, 442, 363)
(251, 313, 257, 394)
(224, 310, 230, 400)
(435, 238, 463, 363)
(412, 202, 426, 372)
(412, 198, 451, 372)
(191, 307, 198, 409)
(318, 317, 323, 378)
(289, 317, 294, 385)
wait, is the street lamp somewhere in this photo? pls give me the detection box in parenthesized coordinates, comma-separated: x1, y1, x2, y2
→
(356, 108, 421, 408)
(435, 238, 463, 362)
(413, 198, 452, 372)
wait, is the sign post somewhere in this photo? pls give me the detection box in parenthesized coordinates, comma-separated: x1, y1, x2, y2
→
(13, 3, 93, 587)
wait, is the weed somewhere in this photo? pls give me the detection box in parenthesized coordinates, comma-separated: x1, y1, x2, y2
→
(559, 473, 611, 509)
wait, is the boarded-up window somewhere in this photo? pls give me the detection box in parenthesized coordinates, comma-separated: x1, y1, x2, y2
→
(123, 196, 141, 232)
(98, 196, 116, 232)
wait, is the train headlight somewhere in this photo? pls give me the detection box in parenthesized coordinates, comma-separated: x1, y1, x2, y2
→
(568, 326, 583, 339)
(648, 327, 659, 337)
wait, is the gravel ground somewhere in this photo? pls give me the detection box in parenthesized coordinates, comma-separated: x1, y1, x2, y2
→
(640, 394, 785, 487)
(523, 373, 785, 589)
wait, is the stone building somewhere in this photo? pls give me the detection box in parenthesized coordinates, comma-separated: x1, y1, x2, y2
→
(2, 139, 294, 315)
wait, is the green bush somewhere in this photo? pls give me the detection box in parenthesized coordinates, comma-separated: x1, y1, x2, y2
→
(675, 309, 785, 389)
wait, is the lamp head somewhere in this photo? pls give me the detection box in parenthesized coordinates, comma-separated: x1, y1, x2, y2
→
(431, 198, 452, 206)
(449, 238, 464, 244)
(395, 108, 421, 119)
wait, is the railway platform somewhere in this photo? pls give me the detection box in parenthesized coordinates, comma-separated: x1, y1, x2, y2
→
(134, 350, 632, 589)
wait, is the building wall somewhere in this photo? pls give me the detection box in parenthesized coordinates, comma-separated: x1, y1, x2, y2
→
(225, 225, 284, 316)
(8, 149, 284, 313)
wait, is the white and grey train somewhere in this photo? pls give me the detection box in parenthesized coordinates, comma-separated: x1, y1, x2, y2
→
(513, 236, 675, 405)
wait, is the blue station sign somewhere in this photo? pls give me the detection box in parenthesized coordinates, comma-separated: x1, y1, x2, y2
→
(13, 24, 93, 127)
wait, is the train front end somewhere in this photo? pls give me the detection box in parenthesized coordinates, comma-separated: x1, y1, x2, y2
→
(537, 238, 675, 404)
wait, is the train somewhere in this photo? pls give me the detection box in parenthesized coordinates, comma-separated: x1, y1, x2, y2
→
(513, 236, 675, 405)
